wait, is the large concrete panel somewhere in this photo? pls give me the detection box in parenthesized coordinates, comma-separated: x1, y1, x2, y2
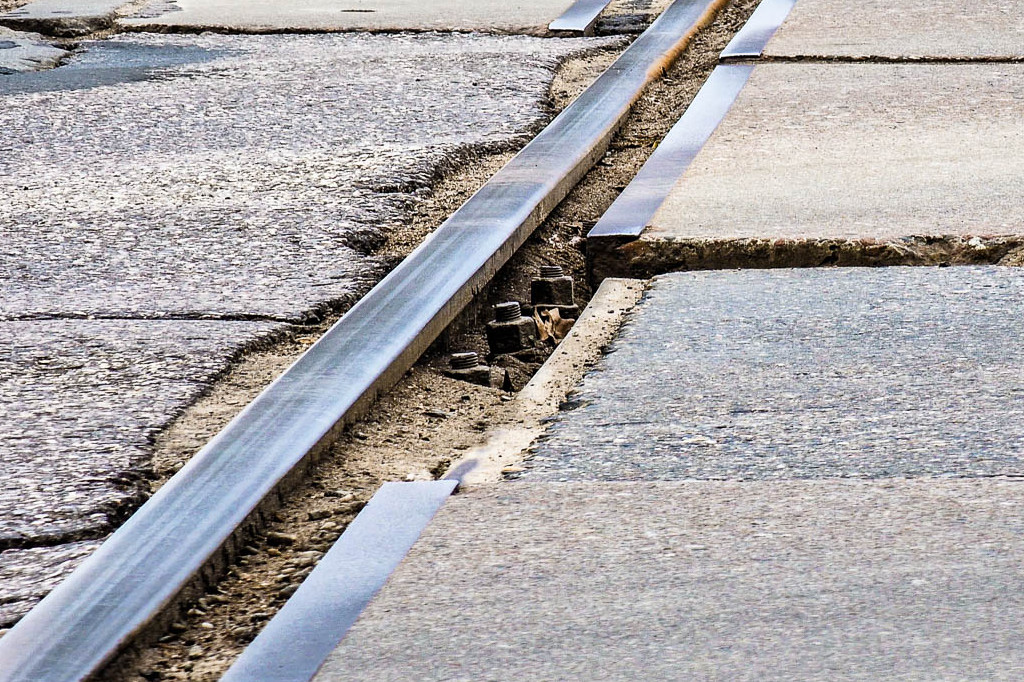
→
(319, 481, 1024, 680)
(764, 0, 1024, 60)
(608, 63, 1024, 275)
(526, 268, 1024, 481)
(120, 0, 579, 34)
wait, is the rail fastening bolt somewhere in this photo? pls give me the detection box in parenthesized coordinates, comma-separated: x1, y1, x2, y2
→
(450, 351, 480, 371)
(444, 351, 491, 386)
(486, 301, 536, 354)
(495, 301, 522, 323)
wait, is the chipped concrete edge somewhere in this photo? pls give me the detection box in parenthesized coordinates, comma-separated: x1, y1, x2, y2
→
(592, 235, 1024, 280)
(445, 277, 646, 489)
(0, 27, 70, 72)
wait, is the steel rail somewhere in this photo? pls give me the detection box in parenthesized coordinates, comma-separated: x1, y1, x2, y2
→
(548, 0, 613, 36)
(587, 0, 796, 281)
(0, 0, 725, 678)
(587, 63, 753, 241)
(221, 481, 458, 682)
(719, 0, 796, 61)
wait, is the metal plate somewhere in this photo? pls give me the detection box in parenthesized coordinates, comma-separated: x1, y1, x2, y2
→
(587, 63, 752, 240)
(720, 0, 796, 60)
(222, 481, 458, 682)
(548, 0, 612, 35)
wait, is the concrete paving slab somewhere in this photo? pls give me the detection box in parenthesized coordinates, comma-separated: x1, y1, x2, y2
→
(120, 0, 579, 34)
(0, 319, 279, 552)
(319, 480, 1024, 681)
(763, 0, 1024, 60)
(0, 0, 124, 36)
(0, 32, 607, 321)
(525, 268, 1024, 481)
(0, 27, 68, 73)
(594, 63, 1024, 277)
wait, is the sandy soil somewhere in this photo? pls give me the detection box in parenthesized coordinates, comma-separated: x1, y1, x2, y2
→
(108, 1, 761, 678)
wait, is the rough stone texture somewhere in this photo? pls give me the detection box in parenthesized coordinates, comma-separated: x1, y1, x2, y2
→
(620, 63, 1024, 274)
(525, 268, 1024, 481)
(0, 27, 68, 73)
(319, 480, 1024, 681)
(0, 541, 99, 627)
(120, 0, 577, 34)
(0, 319, 281, 548)
(0, 32, 607, 322)
(764, 0, 1024, 60)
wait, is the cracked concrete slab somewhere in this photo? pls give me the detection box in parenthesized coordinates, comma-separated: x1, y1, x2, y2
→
(119, 0, 580, 34)
(0, 32, 609, 322)
(524, 268, 1024, 482)
(320, 480, 1024, 681)
(0, 27, 67, 73)
(599, 62, 1024, 276)
(0, 319, 281, 617)
(763, 0, 1024, 60)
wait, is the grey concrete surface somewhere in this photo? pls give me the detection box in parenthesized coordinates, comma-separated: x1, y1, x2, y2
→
(0, 27, 68, 73)
(525, 268, 1024, 481)
(764, 0, 1024, 60)
(120, 0, 578, 34)
(0, 0, 124, 36)
(0, 32, 607, 322)
(320, 480, 1024, 681)
(628, 63, 1024, 269)
(0, 541, 99, 627)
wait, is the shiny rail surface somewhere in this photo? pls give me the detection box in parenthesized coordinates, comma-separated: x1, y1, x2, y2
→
(548, 0, 612, 36)
(0, 0, 725, 679)
(221, 481, 458, 682)
(719, 0, 795, 60)
(587, 63, 752, 240)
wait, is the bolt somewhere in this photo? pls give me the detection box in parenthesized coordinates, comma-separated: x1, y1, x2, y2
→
(495, 301, 522, 323)
(444, 351, 491, 386)
(450, 352, 479, 371)
(539, 264, 564, 278)
(486, 301, 536, 354)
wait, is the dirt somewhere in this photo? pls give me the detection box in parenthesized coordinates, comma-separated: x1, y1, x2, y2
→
(105, 1, 762, 678)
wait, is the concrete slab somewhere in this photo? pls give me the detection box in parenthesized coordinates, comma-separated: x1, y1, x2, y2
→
(120, 0, 579, 34)
(526, 268, 1024, 481)
(0, 32, 606, 321)
(0, 319, 279, 551)
(763, 0, 1024, 60)
(0, 27, 67, 73)
(319, 480, 1024, 680)
(0, 0, 124, 36)
(592, 63, 1024, 277)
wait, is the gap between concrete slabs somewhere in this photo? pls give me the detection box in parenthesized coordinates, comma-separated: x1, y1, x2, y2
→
(222, 277, 645, 680)
(0, 1, 727, 678)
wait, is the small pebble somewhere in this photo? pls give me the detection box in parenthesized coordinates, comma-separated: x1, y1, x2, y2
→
(266, 531, 298, 546)
(187, 645, 204, 660)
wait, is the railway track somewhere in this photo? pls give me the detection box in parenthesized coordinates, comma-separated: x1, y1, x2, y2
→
(0, 0, 785, 678)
